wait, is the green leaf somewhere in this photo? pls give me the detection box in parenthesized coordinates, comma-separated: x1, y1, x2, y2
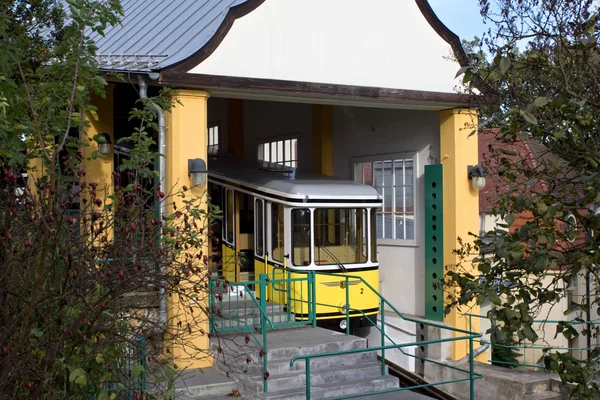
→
(88, 109, 99, 121)
(554, 128, 565, 139)
(488, 290, 502, 306)
(534, 97, 550, 107)
(30, 328, 44, 338)
(98, 390, 109, 400)
(96, 353, 104, 364)
(499, 56, 511, 74)
(511, 250, 523, 262)
(522, 111, 538, 125)
(132, 363, 145, 377)
(505, 213, 515, 226)
(523, 325, 539, 342)
(69, 368, 86, 384)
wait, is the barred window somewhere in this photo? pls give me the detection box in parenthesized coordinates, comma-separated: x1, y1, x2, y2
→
(354, 155, 416, 241)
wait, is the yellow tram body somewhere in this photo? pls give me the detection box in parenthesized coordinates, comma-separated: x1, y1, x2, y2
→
(208, 158, 381, 330)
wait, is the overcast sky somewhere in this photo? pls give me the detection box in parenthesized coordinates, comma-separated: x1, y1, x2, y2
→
(428, 0, 488, 41)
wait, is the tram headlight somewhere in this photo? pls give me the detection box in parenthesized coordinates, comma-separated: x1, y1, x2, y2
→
(339, 319, 347, 330)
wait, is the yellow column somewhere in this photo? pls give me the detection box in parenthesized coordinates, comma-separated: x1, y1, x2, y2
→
(164, 89, 211, 369)
(312, 104, 333, 176)
(439, 108, 480, 360)
(82, 84, 114, 209)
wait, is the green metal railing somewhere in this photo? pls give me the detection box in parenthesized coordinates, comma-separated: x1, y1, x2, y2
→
(467, 313, 600, 369)
(302, 271, 482, 400)
(209, 272, 316, 392)
(209, 268, 482, 399)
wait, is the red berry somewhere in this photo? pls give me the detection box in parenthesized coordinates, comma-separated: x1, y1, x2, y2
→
(118, 271, 124, 280)
(263, 371, 270, 380)
(246, 357, 252, 363)
(259, 349, 266, 357)
(24, 239, 32, 248)
(136, 394, 141, 400)
(245, 335, 250, 344)
(26, 382, 32, 390)
(2, 347, 8, 356)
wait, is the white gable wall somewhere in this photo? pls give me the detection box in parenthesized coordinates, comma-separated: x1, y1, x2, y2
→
(191, 0, 462, 93)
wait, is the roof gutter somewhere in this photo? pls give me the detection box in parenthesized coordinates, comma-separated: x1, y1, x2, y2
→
(138, 74, 167, 334)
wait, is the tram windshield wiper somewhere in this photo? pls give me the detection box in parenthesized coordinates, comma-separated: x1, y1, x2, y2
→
(316, 244, 347, 273)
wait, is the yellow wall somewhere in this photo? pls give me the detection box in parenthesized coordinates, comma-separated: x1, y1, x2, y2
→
(81, 85, 115, 241)
(83, 85, 114, 198)
(164, 89, 212, 369)
(312, 104, 333, 176)
(439, 108, 480, 360)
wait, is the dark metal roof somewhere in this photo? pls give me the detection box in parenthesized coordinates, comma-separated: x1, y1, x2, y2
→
(91, 0, 250, 72)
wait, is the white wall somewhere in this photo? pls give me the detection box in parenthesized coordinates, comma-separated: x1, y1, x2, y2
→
(333, 106, 440, 317)
(191, 0, 462, 93)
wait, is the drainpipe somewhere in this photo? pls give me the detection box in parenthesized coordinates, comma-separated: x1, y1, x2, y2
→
(138, 74, 167, 333)
(459, 342, 490, 363)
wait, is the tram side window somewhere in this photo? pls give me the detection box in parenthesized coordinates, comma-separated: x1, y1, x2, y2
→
(314, 209, 367, 265)
(291, 209, 311, 266)
(255, 199, 264, 257)
(271, 203, 284, 262)
(225, 189, 234, 244)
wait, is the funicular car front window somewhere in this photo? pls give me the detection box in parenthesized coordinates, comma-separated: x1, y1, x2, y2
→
(291, 209, 311, 266)
(314, 208, 367, 265)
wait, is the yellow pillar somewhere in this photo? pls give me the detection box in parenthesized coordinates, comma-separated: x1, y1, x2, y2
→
(312, 104, 333, 176)
(439, 108, 480, 360)
(164, 89, 211, 369)
(82, 84, 114, 210)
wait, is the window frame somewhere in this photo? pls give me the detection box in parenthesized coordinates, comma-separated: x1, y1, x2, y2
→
(352, 152, 419, 246)
(207, 123, 220, 155)
(257, 134, 299, 168)
(223, 188, 235, 246)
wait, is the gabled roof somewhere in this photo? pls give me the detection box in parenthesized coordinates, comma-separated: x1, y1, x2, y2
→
(91, 0, 253, 72)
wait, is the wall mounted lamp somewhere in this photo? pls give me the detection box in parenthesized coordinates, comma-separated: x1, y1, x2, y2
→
(188, 158, 208, 186)
(96, 133, 112, 155)
(468, 164, 486, 191)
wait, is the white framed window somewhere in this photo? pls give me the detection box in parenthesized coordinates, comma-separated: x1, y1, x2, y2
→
(257, 136, 298, 167)
(353, 153, 417, 242)
(208, 124, 219, 155)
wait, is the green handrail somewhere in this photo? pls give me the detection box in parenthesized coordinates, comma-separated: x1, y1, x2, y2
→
(311, 271, 481, 399)
(290, 336, 483, 400)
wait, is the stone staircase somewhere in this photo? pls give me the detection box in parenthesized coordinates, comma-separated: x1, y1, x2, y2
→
(211, 326, 399, 399)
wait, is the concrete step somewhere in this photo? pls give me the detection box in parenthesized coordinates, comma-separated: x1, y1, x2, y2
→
(245, 351, 378, 375)
(242, 362, 388, 394)
(525, 392, 563, 400)
(523, 377, 552, 395)
(212, 327, 367, 361)
(172, 368, 238, 400)
(255, 375, 399, 400)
